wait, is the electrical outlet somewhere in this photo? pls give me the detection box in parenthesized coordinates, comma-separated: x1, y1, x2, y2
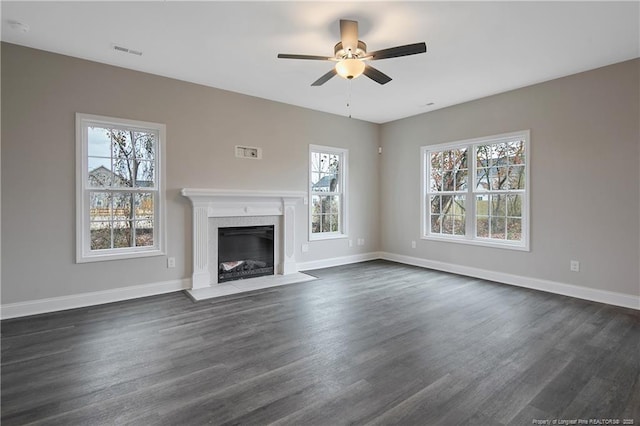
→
(570, 260, 580, 272)
(411, 240, 416, 249)
(167, 257, 176, 268)
(301, 244, 309, 253)
(357, 238, 365, 246)
(348, 239, 353, 248)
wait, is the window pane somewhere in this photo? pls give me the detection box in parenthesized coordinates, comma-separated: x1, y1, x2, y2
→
(430, 170, 442, 192)
(113, 221, 133, 248)
(431, 152, 442, 172)
(476, 145, 490, 168)
(490, 143, 508, 167)
(135, 220, 154, 246)
(90, 222, 112, 250)
(452, 195, 465, 215)
(87, 127, 112, 157)
(88, 157, 112, 187)
(476, 168, 490, 191)
(508, 165, 525, 190)
(430, 195, 441, 214)
(490, 217, 506, 239)
(311, 152, 340, 193)
(477, 217, 489, 238)
(490, 195, 506, 217)
(311, 195, 321, 215)
(441, 194, 452, 211)
(442, 214, 454, 234)
(507, 218, 522, 241)
(453, 216, 465, 235)
(507, 194, 522, 218)
(89, 192, 111, 221)
(328, 214, 339, 232)
(132, 131, 156, 161)
(136, 160, 155, 187)
(111, 158, 133, 187)
(313, 195, 340, 233)
(456, 169, 468, 190)
(430, 215, 442, 234)
(113, 193, 133, 220)
(443, 171, 454, 191)
(311, 214, 321, 233)
(507, 140, 525, 165)
(490, 167, 508, 190)
(111, 129, 133, 158)
(136, 193, 154, 220)
(476, 194, 489, 215)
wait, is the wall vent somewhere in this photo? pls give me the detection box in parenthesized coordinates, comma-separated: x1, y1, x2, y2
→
(112, 44, 143, 56)
(235, 146, 262, 160)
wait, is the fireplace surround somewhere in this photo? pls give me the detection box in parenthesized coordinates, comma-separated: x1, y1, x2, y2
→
(181, 188, 307, 299)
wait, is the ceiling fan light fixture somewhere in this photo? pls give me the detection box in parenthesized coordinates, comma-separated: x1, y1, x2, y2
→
(335, 58, 365, 80)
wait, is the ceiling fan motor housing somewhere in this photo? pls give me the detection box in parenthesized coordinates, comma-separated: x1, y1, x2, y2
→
(334, 40, 367, 59)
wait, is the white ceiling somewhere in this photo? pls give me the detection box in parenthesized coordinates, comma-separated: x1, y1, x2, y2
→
(2, 1, 639, 123)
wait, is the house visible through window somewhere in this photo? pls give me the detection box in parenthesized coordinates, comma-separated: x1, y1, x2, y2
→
(76, 113, 165, 262)
(422, 130, 529, 250)
(309, 145, 348, 240)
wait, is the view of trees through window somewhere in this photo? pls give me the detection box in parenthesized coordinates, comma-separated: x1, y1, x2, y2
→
(87, 127, 156, 250)
(310, 150, 342, 234)
(426, 137, 527, 245)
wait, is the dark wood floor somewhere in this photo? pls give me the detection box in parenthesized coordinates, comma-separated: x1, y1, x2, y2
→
(2, 260, 639, 425)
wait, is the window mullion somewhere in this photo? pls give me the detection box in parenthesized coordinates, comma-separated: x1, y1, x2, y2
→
(467, 143, 475, 240)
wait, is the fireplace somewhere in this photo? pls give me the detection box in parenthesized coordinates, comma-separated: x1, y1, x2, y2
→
(181, 188, 307, 300)
(218, 225, 275, 282)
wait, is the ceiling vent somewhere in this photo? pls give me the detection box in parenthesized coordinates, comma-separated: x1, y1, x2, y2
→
(112, 44, 142, 56)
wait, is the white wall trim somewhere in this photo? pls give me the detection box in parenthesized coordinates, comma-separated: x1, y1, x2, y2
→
(297, 252, 382, 271)
(380, 252, 640, 310)
(0, 279, 190, 320)
(3, 252, 637, 319)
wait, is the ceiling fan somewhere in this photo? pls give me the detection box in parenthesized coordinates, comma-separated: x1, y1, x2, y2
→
(277, 19, 427, 86)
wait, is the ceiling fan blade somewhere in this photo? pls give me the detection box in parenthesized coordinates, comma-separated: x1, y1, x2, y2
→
(340, 19, 359, 55)
(363, 64, 392, 85)
(277, 53, 333, 61)
(367, 42, 427, 60)
(311, 69, 337, 86)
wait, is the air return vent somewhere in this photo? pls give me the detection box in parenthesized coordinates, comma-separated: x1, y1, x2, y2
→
(235, 146, 262, 160)
(112, 44, 143, 56)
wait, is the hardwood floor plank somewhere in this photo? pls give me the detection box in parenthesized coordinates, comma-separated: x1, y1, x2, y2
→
(2, 260, 638, 425)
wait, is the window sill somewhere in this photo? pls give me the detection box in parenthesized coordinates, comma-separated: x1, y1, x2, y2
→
(76, 248, 165, 263)
(422, 235, 529, 252)
(309, 233, 349, 242)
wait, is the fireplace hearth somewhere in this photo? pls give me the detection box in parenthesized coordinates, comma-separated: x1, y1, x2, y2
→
(218, 225, 274, 283)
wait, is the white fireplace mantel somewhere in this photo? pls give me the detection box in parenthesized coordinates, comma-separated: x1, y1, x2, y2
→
(181, 188, 307, 294)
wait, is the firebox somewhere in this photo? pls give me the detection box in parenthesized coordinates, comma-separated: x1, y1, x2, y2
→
(217, 225, 275, 283)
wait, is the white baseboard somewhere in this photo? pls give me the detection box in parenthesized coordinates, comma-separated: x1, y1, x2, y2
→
(297, 252, 382, 271)
(0, 278, 191, 320)
(380, 252, 640, 310)
(3, 252, 637, 319)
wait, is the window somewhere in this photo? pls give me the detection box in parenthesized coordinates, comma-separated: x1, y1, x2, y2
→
(309, 145, 348, 240)
(422, 130, 529, 250)
(76, 113, 165, 262)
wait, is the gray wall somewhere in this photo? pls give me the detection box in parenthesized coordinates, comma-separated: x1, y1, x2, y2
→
(1, 43, 380, 304)
(380, 59, 640, 297)
(2, 42, 638, 306)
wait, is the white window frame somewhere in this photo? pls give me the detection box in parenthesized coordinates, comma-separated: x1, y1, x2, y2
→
(76, 113, 166, 262)
(421, 130, 530, 251)
(309, 144, 348, 241)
